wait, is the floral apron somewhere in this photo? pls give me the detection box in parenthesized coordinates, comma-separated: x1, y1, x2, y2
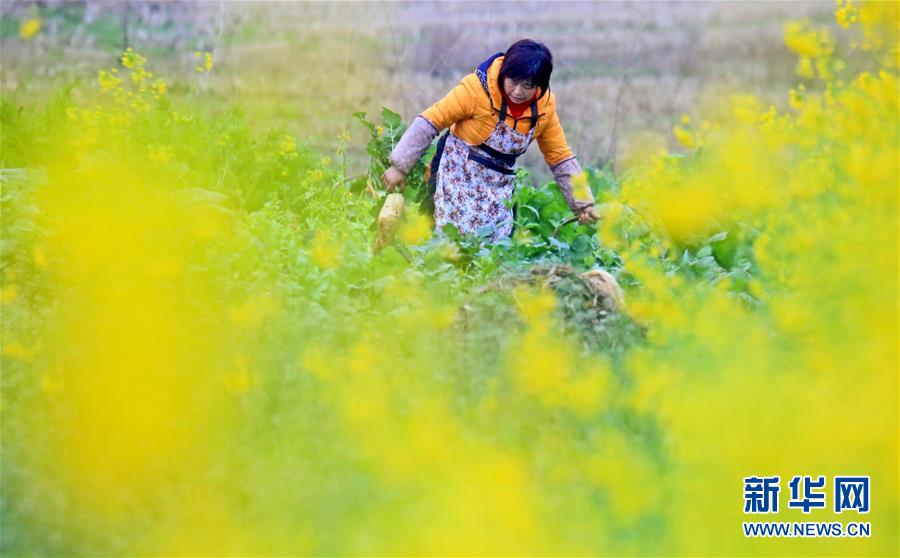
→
(431, 99, 539, 243)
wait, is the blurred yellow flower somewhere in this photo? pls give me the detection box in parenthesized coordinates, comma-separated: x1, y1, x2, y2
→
(731, 94, 763, 123)
(97, 69, 122, 92)
(2, 341, 32, 361)
(571, 171, 592, 202)
(40, 372, 65, 395)
(784, 20, 834, 59)
(398, 212, 432, 245)
(277, 134, 297, 157)
(33, 245, 47, 268)
(148, 145, 173, 164)
(19, 17, 40, 39)
(0, 285, 17, 303)
(224, 353, 258, 394)
(835, 0, 858, 28)
(120, 47, 146, 70)
(789, 84, 806, 110)
(672, 125, 696, 149)
(796, 56, 815, 79)
(513, 285, 556, 323)
(151, 78, 167, 98)
(194, 50, 214, 73)
(131, 97, 150, 112)
(310, 230, 341, 269)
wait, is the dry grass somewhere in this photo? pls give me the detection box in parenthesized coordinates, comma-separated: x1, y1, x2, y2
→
(2, 0, 835, 180)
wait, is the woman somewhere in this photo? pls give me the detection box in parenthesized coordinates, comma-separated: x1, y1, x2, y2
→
(382, 39, 599, 243)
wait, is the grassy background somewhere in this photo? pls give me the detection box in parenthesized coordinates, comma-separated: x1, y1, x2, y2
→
(1, 0, 837, 182)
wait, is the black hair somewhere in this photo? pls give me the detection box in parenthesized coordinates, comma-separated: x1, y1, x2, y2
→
(498, 39, 553, 98)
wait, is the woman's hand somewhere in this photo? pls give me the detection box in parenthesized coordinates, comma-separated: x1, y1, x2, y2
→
(575, 203, 601, 225)
(381, 166, 406, 193)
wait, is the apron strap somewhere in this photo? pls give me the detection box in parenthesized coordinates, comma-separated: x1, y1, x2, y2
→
(467, 151, 516, 175)
(476, 143, 517, 166)
(498, 98, 508, 124)
(423, 131, 451, 217)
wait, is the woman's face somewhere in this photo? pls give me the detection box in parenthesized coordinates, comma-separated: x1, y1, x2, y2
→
(503, 77, 538, 103)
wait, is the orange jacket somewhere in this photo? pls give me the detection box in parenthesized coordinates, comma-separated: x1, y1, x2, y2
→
(420, 54, 575, 167)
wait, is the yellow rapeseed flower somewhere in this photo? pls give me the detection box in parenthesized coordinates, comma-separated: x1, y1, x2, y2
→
(120, 47, 146, 70)
(789, 84, 806, 110)
(33, 245, 47, 268)
(97, 69, 123, 92)
(224, 353, 258, 394)
(0, 285, 17, 303)
(784, 20, 834, 59)
(194, 50, 214, 73)
(835, 0, 858, 28)
(131, 97, 150, 113)
(151, 79, 167, 98)
(277, 134, 297, 157)
(731, 94, 763, 123)
(19, 17, 40, 39)
(398, 212, 432, 245)
(571, 171, 592, 202)
(672, 125, 696, 149)
(310, 230, 341, 269)
(796, 56, 816, 79)
(2, 342, 32, 361)
(40, 373, 65, 395)
(513, 285, 556, 323)
(148, 145, 173, 164)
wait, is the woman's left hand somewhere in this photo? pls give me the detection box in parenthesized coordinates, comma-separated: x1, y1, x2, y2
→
(576, 203, 600, 224)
